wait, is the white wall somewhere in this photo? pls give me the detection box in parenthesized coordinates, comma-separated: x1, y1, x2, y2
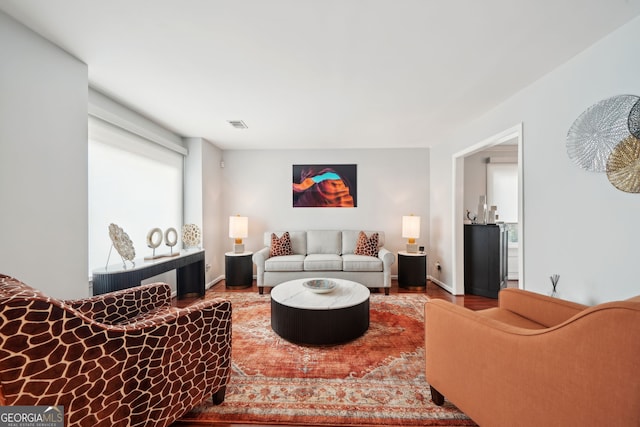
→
(184, 138, 204, 229)
(430, 15, 640, 304)
(0, 11, 89, 299)
(202, 140, 225, 283)
(184, 138, 225, 285)
(464, 151, 489, 220)
(220, 148, 429, 276)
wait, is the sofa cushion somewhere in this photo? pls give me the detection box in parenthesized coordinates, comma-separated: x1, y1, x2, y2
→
(304, 254, 343, 271)
(270, 232, 293, 257)
(307, 230, 342, 255)
(265, 255, 305, 272)
(342, 254, 383, 272)
(354, 231, 379, 257)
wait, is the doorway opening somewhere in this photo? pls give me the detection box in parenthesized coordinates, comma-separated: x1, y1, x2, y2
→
(451, 124, 524, 295)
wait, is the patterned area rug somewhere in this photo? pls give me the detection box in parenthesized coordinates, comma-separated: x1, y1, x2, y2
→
(178, 291, 476, 426)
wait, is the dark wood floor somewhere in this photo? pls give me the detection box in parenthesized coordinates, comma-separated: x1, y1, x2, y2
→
(171, 279, 498, 427)
(176, 278, 500, 310)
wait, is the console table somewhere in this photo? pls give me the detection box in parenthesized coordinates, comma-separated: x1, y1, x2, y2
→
(92, 249, 205, 299)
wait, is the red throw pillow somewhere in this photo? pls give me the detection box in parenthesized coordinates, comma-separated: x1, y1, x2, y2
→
(354, 231, 379, 257)
(270, 232, 293, 257)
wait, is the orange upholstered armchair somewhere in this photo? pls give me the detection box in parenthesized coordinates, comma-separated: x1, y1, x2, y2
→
(425, 288, 640, 427)
(0, 274, 231, 427)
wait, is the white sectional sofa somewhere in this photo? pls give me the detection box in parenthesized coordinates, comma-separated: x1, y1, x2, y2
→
(252, 230, 395, 295)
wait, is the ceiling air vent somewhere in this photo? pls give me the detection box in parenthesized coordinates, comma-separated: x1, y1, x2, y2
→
(227, 120, 248, 129)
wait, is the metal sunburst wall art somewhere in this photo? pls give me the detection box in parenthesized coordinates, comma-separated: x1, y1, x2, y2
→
(566, 95, 640, 193)
(629, 98, 640, 139)
(607, 135, 640, 193)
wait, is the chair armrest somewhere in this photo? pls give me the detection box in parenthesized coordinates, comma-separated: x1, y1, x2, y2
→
(425, 299, 539, 408)
(112, 297, 231, 331)
(5, 297, 233, 419)
(424, 298, 640, 426)
(67, 282, 172, 325)
(498, 288, 586, 327)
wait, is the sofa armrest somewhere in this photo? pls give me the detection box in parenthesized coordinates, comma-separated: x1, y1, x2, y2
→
(377, 247, 395, 267)
(252, 247, 271, 287)
(498, 288, 586, 327)
(252, 247, 271, 264)
(67, 282, 172, 325)
(378, 247, 395, 287)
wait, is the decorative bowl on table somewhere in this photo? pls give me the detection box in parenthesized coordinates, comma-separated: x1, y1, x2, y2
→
(303, 279, 337, 294)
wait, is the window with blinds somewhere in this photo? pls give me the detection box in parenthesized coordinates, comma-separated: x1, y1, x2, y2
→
(88, 116, 183, 275)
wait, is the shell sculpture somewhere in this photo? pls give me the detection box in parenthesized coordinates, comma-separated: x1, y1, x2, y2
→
(182, 224, 201, 248)
(108, 223, 136, 261)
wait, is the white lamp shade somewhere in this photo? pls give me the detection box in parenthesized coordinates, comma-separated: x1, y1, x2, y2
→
(229, 216, 248, 239)
(402, 215, 421, 239)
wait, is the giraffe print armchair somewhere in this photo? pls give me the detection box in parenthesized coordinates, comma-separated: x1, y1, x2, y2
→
(0, 274, 232, 427)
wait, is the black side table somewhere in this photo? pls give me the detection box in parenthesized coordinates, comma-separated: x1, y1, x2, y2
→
(225, 251, 253, 289)
(398, 251, 427, 290)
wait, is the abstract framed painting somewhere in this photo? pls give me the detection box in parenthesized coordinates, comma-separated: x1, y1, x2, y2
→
(292, 164, 357, 207)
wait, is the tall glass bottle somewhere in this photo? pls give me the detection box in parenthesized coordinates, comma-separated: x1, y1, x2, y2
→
(477, 195, 487, 224)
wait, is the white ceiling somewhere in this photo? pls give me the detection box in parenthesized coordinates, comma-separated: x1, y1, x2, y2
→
(2, 0, 640, 150)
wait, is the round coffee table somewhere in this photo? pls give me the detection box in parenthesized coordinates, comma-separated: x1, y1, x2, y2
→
(270, 278, 370, 345)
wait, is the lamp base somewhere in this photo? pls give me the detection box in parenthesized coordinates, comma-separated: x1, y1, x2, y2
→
(233, 243, 245, 254)
(406, 243, 418, 253)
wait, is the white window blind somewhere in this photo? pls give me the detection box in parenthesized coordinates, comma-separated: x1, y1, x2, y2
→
(88, 116, 183, 275)
(486, 162, 518, 223)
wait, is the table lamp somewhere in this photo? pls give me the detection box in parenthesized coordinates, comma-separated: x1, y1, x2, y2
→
(229, 215, 248, 253)
(402, 215, 420, 253)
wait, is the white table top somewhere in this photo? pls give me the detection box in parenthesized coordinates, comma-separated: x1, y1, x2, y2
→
(93, 248, 204, 274)
(225, 251, 253, 256)
(270, 278, 369, 310)
(398, 250, 427, 257)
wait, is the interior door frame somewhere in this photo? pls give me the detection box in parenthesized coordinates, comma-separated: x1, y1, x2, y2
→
(451, 123, 524, 295)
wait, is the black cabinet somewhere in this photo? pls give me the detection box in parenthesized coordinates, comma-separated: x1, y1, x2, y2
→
(464, 224, 507, 298)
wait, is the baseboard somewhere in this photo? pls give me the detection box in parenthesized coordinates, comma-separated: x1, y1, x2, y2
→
(428, 275, 455, 294)
(207, 275, 224, 289)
